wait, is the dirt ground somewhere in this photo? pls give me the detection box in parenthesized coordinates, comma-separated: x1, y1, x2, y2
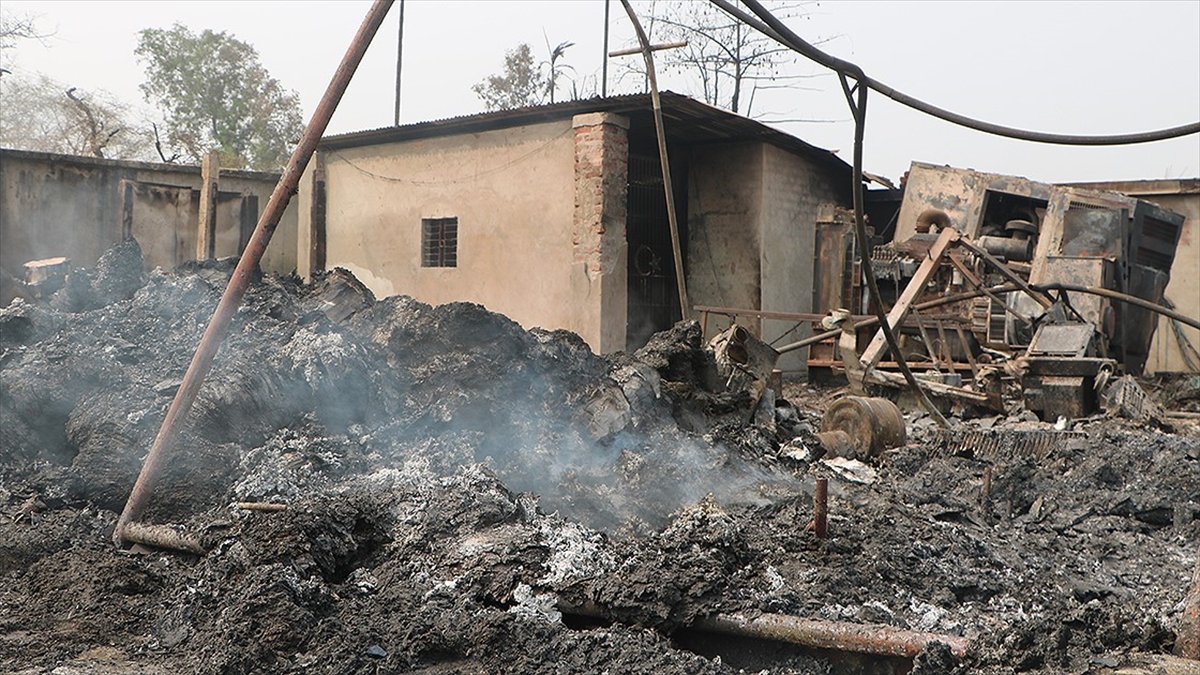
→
(1, 242, 1197, 674)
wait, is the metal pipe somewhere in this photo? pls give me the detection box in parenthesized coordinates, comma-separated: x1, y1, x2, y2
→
(113, 0, 395, 549)
(813, 478, 828, 539)
(393, 0, 405, 126)
(1037, 283, 1200, 331)
(608, 40, 687, 57)
(121, 522, 205, 555)
(778, 280, 1200, 355)
(558, 600, 969, 659)
(693, 612, 969, 659)
(601, 0, 611, 97)
(618, 0, 690, 321)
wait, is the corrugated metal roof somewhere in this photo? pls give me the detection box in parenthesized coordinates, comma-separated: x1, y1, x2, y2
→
(320, 92, 850, 177)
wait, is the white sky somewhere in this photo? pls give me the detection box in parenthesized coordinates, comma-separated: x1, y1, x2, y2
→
(2, 0, 1198, 183)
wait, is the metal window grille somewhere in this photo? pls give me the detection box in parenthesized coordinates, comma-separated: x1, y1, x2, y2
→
(421, 217, 458, 267)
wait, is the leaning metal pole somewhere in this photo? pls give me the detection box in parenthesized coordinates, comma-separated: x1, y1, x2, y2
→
(113, 0, 395, 550)
(619, 0, 690, 322)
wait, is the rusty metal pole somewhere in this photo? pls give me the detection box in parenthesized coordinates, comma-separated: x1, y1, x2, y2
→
(558, 599, 969, 659)
(113, 0, 395, 549)
(813, 477, 828, 539)
(694, 613, 969, 659)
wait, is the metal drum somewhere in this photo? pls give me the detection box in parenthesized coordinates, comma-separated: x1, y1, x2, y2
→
(817, 396, 907, 460)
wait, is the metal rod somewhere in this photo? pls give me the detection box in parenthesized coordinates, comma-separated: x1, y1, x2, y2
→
(608, 40, 687, 57)
(956, 236, 1053, 309)
(121, 522, 205, 555)
(393, 0, 405, 126)
(945, 253, 1031, 324)
(601, 0, 610, 97)
(956, 324, 980, 379)
(235, 502, 288, 512)
(558, 600, 969, 659)
(113, 0, 395, 549)
(693, 613, 969, 659)
(813, 478, 828, 539)
(618, 0, 690, 322)
(777, 280, 1200, 355)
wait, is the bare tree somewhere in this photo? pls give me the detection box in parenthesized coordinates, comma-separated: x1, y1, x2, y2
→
(0, 10, 53, 75)
(617, 0, 820, 116)
(0, 74, 155, 160)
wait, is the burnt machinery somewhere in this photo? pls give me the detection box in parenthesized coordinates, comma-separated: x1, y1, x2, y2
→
(810, 163, 1185, 420)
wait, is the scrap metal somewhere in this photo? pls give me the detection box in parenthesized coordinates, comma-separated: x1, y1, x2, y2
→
(808, 163, 1188, 421)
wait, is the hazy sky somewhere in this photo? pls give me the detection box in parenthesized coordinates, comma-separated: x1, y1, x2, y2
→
(2, 0, 1198, 183)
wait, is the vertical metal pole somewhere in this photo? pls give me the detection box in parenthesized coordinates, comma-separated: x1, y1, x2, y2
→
(619, 0, 690, 321)
(113, 0, 396, 548)
(813, 478, 829, 539)
(394, 0, 405, 126)
(601, 0, 610, 97)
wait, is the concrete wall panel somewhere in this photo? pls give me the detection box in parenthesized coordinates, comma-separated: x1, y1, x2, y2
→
(315, 120, 595, 345)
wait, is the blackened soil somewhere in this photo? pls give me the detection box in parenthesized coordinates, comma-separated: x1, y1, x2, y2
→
(0, 244, 1196, 674)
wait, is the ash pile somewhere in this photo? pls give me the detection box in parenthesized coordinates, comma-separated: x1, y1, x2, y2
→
(1, 242, 1197, 675)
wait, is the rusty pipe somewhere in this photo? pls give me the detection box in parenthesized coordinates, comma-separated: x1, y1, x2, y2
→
(113, 0, 395, 548)
(121, 522, 206, 555)
(693, 612, 969, 659)
(813, 477, 828, 539)
(557, 599, 968, 659)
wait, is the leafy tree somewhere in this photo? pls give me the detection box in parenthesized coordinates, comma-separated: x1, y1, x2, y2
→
(472, 43, 546, 111)
(0, 73, 155, 159)
(135, 24, 302, 171)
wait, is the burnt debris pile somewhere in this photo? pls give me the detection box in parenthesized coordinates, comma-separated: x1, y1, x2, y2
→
(1, 246, 1197, 674)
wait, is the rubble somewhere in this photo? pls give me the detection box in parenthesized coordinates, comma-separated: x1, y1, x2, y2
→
(0, 245, 1197, 674)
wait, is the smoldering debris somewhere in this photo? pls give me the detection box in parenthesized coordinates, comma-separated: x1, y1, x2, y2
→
(0, 246, 1197, 675)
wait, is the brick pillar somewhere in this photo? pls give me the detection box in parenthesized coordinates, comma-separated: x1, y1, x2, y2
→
(573, 112, 629, 353)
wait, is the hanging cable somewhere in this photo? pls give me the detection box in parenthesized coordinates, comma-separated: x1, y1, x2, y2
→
(840, 72, 950, 426)
(714, 0, 1200, 145)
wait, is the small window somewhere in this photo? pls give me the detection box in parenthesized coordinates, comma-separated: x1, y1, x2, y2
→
(421, 217, 458, 267)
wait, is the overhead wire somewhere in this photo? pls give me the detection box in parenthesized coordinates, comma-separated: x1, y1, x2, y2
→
(712, 0, 1200, 145)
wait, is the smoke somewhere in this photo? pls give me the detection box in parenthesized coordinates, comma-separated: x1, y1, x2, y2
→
(1, 249, 801, 533)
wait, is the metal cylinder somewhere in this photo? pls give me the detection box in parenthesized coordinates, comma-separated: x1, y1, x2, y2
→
(978, 235, 1032, 262)
(819, 396, 907, 460)
(813, 478, 829, 539)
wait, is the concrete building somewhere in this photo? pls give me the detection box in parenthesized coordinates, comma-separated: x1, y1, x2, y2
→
(0, 148, 297, 304)
(298, 93, 852, 360)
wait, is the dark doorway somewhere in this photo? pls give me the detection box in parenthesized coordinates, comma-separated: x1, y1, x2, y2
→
(625, 148, 687, 350)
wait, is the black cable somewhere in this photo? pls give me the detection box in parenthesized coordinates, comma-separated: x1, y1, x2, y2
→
(840, 71, 950, 427)
(714, 0, 1200, 146)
